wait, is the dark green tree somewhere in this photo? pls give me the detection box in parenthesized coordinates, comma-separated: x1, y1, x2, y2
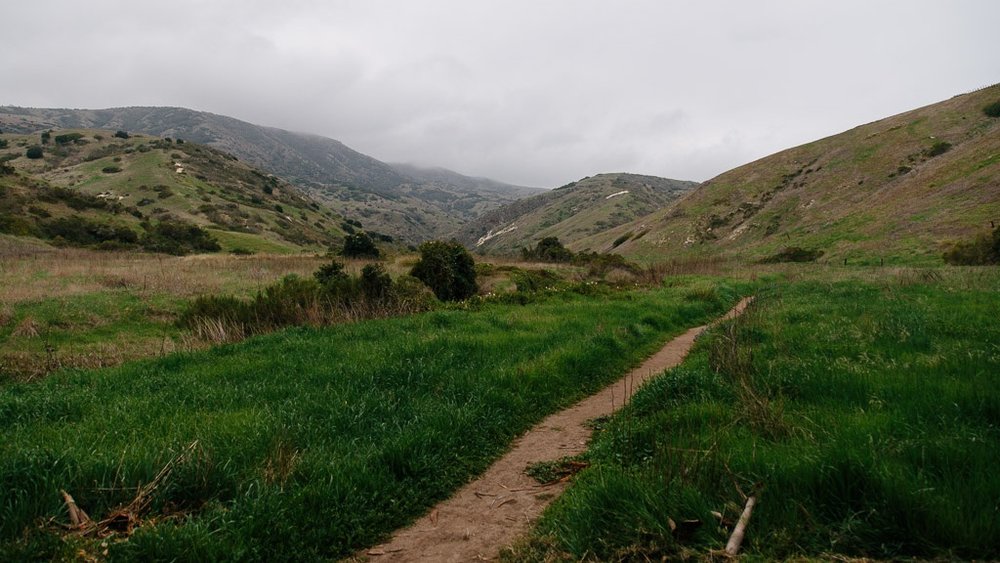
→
(522, 236, 574, 262)
(341, 232, 380, 258)
(410, 240, 477, 301)
(360, 263, 392, 302)
(25, 146, 44, 159)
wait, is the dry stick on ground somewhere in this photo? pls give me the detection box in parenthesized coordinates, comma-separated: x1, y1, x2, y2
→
(725, 495, 757, 556)
(60, 490, 92, 530)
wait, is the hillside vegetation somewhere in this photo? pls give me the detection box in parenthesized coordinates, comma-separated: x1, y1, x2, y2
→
(0, 107, 540, 242)
(0, 128, 344, 254)
(587, 85, 1000, 265)
(454, 173, 696, 254)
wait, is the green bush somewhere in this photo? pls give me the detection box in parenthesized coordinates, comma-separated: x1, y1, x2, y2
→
(410, 240, 477, 301)
(0, 139, 8, 149)
(925, 140, 952, 157)
(341, 232, 380, 258)
(102, 166, 122, 174)
(983, 100, 1000, 118)
(141, 221, 221, 255)
(522, 236, 574, 262)
(25, 146, 43, 159)
(761, 246, 824, 263)
(943, 227, 1000, 265)
(41, 216, 138, 246)
(360, 263, 393, 301)
(54, 133, 84, 145)
(114, 130, 130, 139)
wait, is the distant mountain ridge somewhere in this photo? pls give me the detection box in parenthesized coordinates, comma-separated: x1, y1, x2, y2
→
(0, 106, 538, 242)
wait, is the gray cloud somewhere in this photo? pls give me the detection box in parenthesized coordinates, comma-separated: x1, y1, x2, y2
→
(2, 0, 997, 187)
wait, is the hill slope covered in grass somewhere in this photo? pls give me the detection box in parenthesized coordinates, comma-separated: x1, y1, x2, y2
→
(453, 173, 697, 254)
(586, 84, 1000, 265)
(0, 107, 540, 242)
(0, 129, 345, 254)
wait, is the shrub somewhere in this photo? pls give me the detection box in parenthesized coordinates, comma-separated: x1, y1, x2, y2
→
(0, 139, 8, 149)
(984, 101, 1000, 118)
(341, 232, 380, 258)
(0, 162, 13, 176)
(114, 130, 130, 139)
(761, 246, 824, 263)
(410, 240, 477, 301)
(611, 232, 632, 248)
(925, 141, 952, 157)
(54, 133, 84, 145)
(102, 166, 122, 174)
(360, 263, 393, 301)
(25, 146, 43, 159)
(40, 131, 50, 144)
(141, 221, 221, 255)
(943, 227, 1000, 265)
(521, 237, 574, 262)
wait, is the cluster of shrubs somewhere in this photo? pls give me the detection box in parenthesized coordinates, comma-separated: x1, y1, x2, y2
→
(180, 262, 435, 334)
(943, 226, 1000, 265)
(761, 246, 824, 263)
(180, 240, 479, 336)
(520, 236, 640, 276)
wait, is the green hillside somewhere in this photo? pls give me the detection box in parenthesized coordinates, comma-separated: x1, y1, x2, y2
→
(586, 85, 1000, 265)
(453, 173, 696, 254)
(0, 107, 541, 242)
(0, 129, 346, 254)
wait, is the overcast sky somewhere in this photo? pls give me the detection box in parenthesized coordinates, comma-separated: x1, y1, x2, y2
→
(2, 1, 997, 187)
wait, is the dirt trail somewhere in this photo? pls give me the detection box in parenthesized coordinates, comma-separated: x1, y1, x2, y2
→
(362, 298, 753, 562)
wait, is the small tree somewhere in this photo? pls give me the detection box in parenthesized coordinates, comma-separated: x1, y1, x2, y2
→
(25, 146, 44, 159)
(522, 236, 574, 262)
(360, 263, 392, 302)
(984, 101, 1000, 118)
(341, 232, 380, 258)
(114, 130, 130, 139)
(410, 240, 477, 301)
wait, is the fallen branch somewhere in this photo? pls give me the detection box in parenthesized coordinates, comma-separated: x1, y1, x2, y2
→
(61, 490, 92, 529)
(725, 495, 757, 556)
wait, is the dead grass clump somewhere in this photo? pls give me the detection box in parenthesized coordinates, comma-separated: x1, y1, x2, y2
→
(189, 318, 247, 345)
(12, 316, 41, 338)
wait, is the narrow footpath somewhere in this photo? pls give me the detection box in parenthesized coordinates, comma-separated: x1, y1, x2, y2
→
(362, 298, 753, 562)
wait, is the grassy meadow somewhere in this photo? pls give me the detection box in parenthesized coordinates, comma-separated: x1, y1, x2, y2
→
(0, 274, 743, 560)
(0, 242, 330, 380)
(512, 268, 1000, 560)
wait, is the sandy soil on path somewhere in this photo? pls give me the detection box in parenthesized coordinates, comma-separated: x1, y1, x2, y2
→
(360, 298, 753, 562)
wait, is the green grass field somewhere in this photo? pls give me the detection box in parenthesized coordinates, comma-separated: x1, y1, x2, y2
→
(0, 278, 743, 561)
(514, 268, 1000, 560)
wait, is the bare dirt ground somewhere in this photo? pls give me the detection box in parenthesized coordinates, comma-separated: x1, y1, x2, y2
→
(361, 297, 752, 562)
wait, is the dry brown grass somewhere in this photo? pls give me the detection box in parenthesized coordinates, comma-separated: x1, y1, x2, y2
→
(0, 243, 328, 304)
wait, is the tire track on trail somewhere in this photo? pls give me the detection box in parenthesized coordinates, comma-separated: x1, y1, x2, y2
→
(361, 297, 753, 562)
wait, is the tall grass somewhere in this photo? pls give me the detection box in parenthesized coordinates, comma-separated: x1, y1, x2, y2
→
(520, 271, 1000, 560)
(0, 279, 743, 561)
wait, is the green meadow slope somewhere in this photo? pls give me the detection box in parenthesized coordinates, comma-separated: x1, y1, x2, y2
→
(0, 129, 346, 253)
(454, 173, 696, 254)
(586, 84, 1000, 265)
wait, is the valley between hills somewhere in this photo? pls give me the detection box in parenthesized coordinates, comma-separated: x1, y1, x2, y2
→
(1, 85, 998, 561)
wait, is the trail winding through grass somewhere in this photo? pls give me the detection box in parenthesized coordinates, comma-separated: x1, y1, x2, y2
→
(362, 297, 753, 562)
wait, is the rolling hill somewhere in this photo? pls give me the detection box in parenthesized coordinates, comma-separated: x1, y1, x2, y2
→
(0, 128, 346, 254)
(453, 173, 696, 254)
(0, 107, 539, 242)
(582, 84, 1000, 265)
